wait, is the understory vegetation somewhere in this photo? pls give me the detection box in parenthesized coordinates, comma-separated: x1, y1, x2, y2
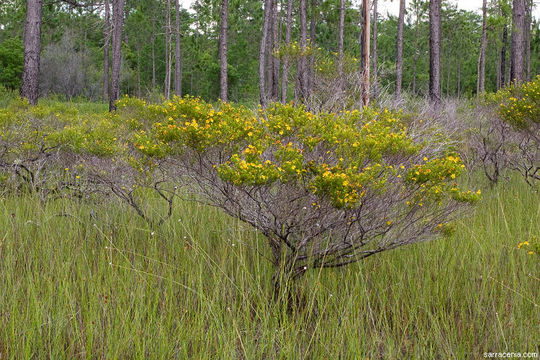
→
(0, 77, 538, 358)
(0, 174, 538, 358)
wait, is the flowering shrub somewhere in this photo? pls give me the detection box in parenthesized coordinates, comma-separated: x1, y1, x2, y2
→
(0, 98, 72, 196)
(114, 96, 478, 290)
(475, 77, 540, 186)
(1, 95, 479, 294)
(497, 75, 540, 130)
(274, 40, 314, 60)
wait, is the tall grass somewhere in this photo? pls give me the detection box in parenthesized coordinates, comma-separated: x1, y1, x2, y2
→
(0, 177, 538, 358)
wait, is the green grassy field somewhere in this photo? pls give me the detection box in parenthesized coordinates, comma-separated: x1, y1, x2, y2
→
(0, 174, 538, 359)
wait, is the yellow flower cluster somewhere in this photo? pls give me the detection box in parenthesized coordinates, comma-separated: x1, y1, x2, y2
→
(518, 236, 539, 256)
(1, 94, 482, 215)
(487, 75, 540, 130)
(74, 96, 479, 210)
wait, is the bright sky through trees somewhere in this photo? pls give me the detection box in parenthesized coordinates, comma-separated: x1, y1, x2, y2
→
(182, 0, 539, 18)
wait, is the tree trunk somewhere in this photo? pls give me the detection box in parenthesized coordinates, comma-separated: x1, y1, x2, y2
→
(457, 59, 461, 98)
(266, 0, 274, 99)
(174, 0, 182, 97)
(361, 0, 370, 106)
(152, 12, 156, 89)
(429, 0, 441, 105)
(477, 0, 487, 95)
(21, 0, 43, 105)
(396, 0, 405, 99)
(103, 0, 110, 101)
(307, 0, 316, 96)
(359, 4, 365, 72)
(137, 47, 141, 97)
(219, 0, 228, 101)
(510, 0, 525, 84)
(298, 0, 308, 102)
(496, 56, 501, 90)
(260, 0, 273, 106)
(411, 0, 420, 95)
(109, 0, 126, 112)
(164, 0, 172, 99)
(500, 23, 508, 88)
(338, 0, 345, 91)
(446, 51, 451, 97)
(524, 0, 531, 82)
(372, 0, 378, 98)
(271, 0, 280, 101)
(281, 0, 293, 103)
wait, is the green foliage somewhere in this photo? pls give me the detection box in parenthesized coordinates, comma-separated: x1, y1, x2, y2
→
(474, 77, 539, 186)
(0, 96, 480, 282)
(0, 37, 23, 89)
(115, 96, 477, 209)
(0, 173, 537, 358)
(496, 75, 540, 130)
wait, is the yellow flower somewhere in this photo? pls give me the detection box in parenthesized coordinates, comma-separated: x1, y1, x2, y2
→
(451, 174, 456, 179)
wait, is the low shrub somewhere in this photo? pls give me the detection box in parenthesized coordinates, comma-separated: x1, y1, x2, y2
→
(113, 96, 478, 295)
(476, 76, 539, 186)
(1, 95, 479, 298)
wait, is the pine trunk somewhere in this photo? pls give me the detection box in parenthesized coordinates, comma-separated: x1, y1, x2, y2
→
(21, 0, 43, 105)
(396, 0, 405, 98)
(524, 0, 531, 82)
(298, 0, 308, 102)
(109, 0, 126, 112)
(411, 1, 420, 95)
(266, 0, 274, 99)
(457, 59, 461, 98)
(103, 0, 110, 101)
(260, 0, 273, 106)
(500, 24, 508, 88)
(271, 0, 280, 101)
(164, 0, 172, 99)
(372, 0, 378, 98)
(338, 0, 345, 91)
(137, 47, 141, 97)
(281, 0, 293, 103)
(152, 12, 156, 89)
(219, 0, 228, 101)
(174, 0, 182, 97)
(477, 0, 487, 95)
(510, 0, 525, 84)
(361, 0, 370, 106)
(307, 0, 316, 96)
(429, 0, 441, 105)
